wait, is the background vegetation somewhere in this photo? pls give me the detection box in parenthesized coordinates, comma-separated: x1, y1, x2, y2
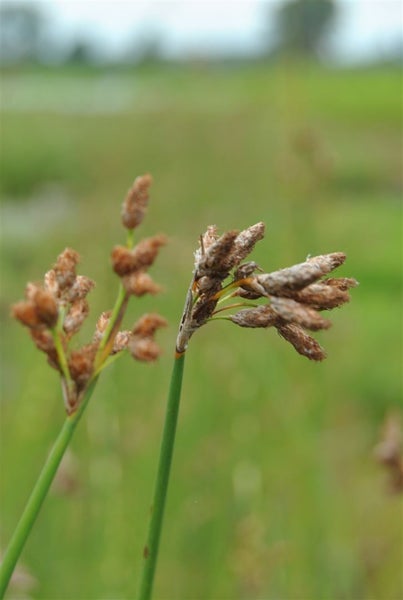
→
(0, 59, 401, 599)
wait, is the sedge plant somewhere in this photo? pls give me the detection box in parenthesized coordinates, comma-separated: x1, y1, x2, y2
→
(0, 174, 167, 597)
(138, 221, 357, 599)
(1, 174, 357, 598)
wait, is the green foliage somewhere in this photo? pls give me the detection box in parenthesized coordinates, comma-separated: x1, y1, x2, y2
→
(0, 63, 401, 599)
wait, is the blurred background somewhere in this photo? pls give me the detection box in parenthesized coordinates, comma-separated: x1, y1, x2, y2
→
(0, 1, 401, 598)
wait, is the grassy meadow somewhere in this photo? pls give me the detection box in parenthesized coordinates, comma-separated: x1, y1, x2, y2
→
(0, 62, 401, 599)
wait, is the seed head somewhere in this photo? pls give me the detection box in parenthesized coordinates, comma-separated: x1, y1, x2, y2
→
(132, 313, 168, 337)
(277, 323, 327, 361)
(123, 272, 162, 296)
(177, 222, 356, 359)
(111, 235, 167, 277)
(53, 248, 80, 292)
(129, 337, 162, 362)
(63, 299, 89, 336)
(121, 173, 153, 230)
(128, 313, 167, 362)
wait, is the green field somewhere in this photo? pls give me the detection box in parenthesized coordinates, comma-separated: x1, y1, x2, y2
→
(0, 63, 401, 599)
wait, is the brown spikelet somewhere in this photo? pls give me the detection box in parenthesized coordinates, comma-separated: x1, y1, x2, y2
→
(270, 297, 331, 331)
(68, 343, 98, 392)
(30, 287, 59, 328)
(226, 222, 265, 268)
(251, 253, 347, 296)
(30, 329, 59, 370)
(198, 230, 239, 278)
(64, 276, 95, 303)
(121, 173, 153, 230)
(12, 301, 43, 329)
(63, 299, 89, 336)
(276, 323, 326, 361)
(123, 272, 162, 296)
(132, 313, 168, 337)
(112, 235, 167, 277)
(229, 305, 279, 328)
(54, 248, 80, 291)
(112, 331, 132, 354)
(129, 337, 162, 362)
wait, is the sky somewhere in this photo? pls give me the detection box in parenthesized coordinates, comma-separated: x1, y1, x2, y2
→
(6, 0, 403, 63)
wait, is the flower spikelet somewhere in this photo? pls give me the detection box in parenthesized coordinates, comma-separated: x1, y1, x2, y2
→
(12, 173, 167, 414)
(177, 221, 356, 359)
(121, 173, 153, 230)
(129, 313, 167, 362)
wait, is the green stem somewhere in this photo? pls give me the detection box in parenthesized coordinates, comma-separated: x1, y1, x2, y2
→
(95, 284, 128, 363)
(0, 378, 98, 599)
(138, 352, 186, 600)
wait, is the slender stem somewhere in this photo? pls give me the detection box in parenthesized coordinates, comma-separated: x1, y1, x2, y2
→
(138, 352, 186, 600)
(95, 284, 128, 365)
(0, 379, 97, 599)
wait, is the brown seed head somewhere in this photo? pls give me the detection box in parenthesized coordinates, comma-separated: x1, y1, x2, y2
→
(277, 323, 326, 361)
(121, 173, 153, 229)
(229, 305, 279, 328)
(249, 252, 346, 297)
(68, 343, 98, 391)
(112, 235, 167, 277)
(129, 337, 162, 362)
(112, 330, 132, 353)
(63, 299, 89, 336)
(54, 248, 80, 291)
(64, 275, 95, 303)
(123, 272, 162, 296)
(197, 230, 239, 279)
(30, 329, 59, 370)
(12, 283, 59, 329)
(44, 269, 59, 296)
(12, 301, 43, 329)
(227, 222, 265, 269)
(270, 297, 331, 331)
(132, 313, 168, 337)
(30, 287, 58, 328)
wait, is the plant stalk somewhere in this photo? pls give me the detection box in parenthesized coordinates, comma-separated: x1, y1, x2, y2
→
(0, 378, 98, 599)
(138, 351, 186, 600)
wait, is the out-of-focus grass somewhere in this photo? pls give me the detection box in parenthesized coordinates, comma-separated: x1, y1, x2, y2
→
(0, 62, 401, 600)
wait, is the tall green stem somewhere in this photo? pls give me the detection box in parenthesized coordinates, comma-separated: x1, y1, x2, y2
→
(138, 352, 186, 600)
(0, 378, 97, 599)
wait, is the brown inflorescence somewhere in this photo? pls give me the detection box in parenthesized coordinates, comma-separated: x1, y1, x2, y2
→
(129, 313, 168, 362)
(176, 222, 357, 358)
(121, 173, 153, 230)
(12, 174, 167, 414)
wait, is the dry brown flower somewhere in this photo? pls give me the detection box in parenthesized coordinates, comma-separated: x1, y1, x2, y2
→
(122, 272, 162, 296)
(12, 173, 167, 414)
(176, 222, 356, 359)
(129, 337, 162, 363)
(121, 173, 152, 230)
(132, 313, 168, 337)
(128, 313, 168, 362)
(112, 235, 167, 277)
(53, 248, 80, 292)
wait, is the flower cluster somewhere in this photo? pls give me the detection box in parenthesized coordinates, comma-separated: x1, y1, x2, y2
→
(12, 174, 166, 414)
(176, 222, 357, 358)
